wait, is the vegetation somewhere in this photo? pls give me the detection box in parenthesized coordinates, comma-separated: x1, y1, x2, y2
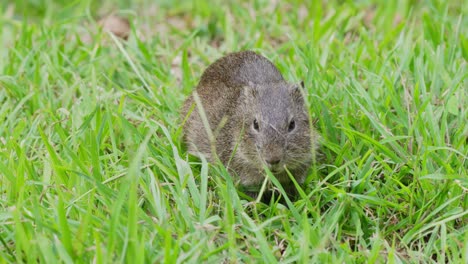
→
(0, 0, 466, 262)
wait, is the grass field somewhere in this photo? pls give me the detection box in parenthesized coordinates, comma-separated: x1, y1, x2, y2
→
(0, 0, 467, 263)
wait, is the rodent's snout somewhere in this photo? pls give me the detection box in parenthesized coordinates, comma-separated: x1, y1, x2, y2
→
(265, 156, 281, 166)
(262, 148, 284, 171)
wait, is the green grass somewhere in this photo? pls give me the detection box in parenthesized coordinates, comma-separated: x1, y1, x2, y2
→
(0, 0, 467, 263)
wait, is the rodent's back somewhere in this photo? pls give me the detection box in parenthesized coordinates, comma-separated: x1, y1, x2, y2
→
(199, 51, 284, 87)
(182, 51, 285, 132)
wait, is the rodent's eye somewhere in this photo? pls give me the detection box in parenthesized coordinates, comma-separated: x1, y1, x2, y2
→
(253, 119, 259, 131)
(288, 120, 295, 132)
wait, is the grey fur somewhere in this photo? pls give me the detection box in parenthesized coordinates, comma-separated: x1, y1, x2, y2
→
(181, 51, 318, 191)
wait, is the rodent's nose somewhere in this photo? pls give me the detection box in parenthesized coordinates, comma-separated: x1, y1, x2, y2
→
(265, 157, 281, 166)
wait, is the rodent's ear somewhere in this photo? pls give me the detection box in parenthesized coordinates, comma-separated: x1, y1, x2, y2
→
(290, 82, 305, 101)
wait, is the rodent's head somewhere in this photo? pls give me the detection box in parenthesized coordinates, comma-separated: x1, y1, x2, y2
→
(235, 81, 312, 175)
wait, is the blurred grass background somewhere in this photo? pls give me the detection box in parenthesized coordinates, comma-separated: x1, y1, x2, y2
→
(0, 0, 467, 263)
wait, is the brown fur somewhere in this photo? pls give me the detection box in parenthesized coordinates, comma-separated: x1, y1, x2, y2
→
(181, 51, 318, 195)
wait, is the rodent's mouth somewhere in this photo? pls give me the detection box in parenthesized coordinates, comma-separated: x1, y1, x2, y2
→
(266, 164, 284, 174)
